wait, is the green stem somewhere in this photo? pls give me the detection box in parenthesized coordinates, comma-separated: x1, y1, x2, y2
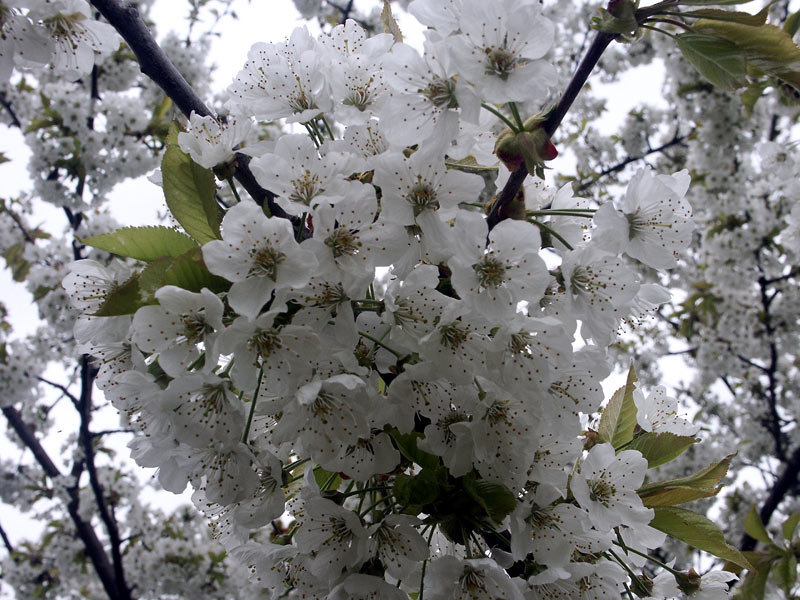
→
(481, 102, 520, 132)
(227, 177, 242, 204)
(321, 470, 339, 491)
(283, 457, 310, 473)
(321, 115, 336, 141)
(297, 213, 307, 242)
(530, 218, 574, 251)
(419, 526, 436, 600)
(358, 496, 390, 518)
(607, 548, 647, 593)
(508, 101, 525, 130)
(303, 122, 321, 148)
(241, 367, 264, 443)
(341, 485, 391, 498)
(612, 541, 683, 576)
(358, 330, 404, 358)
(528, 209, 596, 218)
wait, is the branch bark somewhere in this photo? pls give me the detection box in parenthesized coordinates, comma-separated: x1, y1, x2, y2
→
(88, 0, 292, 223)
(486, 31, 615, 231)
(741, 443, 800, 552)
(2, 405, 131, 599)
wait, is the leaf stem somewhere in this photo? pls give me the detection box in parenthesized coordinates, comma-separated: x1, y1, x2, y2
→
(241, 367, 264, 443)
(227, 177, 242, 204)
(530, 218, 574, 250)
(481, 102, 520, 132)
(487, 31, 614, 231)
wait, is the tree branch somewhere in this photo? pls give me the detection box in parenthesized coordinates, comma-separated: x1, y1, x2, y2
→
(575, 130, 691, 193)
(0, 520, 14, 557)
(0, 89, 21, 129)
(741, 443, 800, 552)
(76, 356, 132, 600)
(487, 30, 615, 230)
(1, 405, 128, 599)
(88, 0, 293, 224)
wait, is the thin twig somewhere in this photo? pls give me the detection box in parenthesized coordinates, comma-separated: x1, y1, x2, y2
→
(88, 0, 295, 226)
(487, 30, 615, 231)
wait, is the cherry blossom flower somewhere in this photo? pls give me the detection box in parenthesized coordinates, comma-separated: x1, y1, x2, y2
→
(593, 168, 692, 270)
(447, 0, 557, 103)
(202, 201, 317, 319)
(177, 111, 251, 169)
(227, 26, 332, 123)
(131, 285, 224, 377)
(570, 443, 651, 531)
(28, 0, 119, 81)
(249, 133, 361, 215)
(634, 384, 699, 436)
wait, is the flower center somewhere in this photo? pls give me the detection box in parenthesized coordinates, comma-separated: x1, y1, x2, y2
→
(405, 179, 439, 217)
(421, 76, 459, 109)
(325, 228, 361, 258)
(248, 328, 282, 359)
(439, 322, 468, 349)
(473, 256, 507, 288)
(288, 77, 317, 114)
(181, 312, 210, 342)
(248, 244, 286, 280)
(289, 170, 322, 207)
(484, 43, 519, 80)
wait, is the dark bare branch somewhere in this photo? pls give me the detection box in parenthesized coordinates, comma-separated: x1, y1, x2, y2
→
(88, 0, 293, 224)
(487, 31, 614, 230)
(2, 405, 128, 599)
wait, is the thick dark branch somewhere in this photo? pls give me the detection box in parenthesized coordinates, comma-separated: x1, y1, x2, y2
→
(0, 520, 15, 556)
(2, 405, 125, 599)
(741, 443, 800, 551)
(487, 31, 614, 230)
(77, 356, 132, 600)
(0, 90, 21, 128)
(575, 131, 690, 193)
(88, 0, 292, 223)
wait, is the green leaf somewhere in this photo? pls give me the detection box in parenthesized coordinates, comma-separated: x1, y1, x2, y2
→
(650, 506, 753, 570)
(733, 554, 772, 599)
(640, 484, 722, 507)
(785, 10, 800, 37)
(393, 469, 440, 510)
(781, 512, 800, 540)
(381, 0, 403, 43)
(773, 553, 797, 594)
(680, 0, 755, 5)
(3, 242, 30, 282)
(675, 33, 748, 91)
(159, 247, 229, 294)
(627, 432, 696, 468)
(597, 364, 638, 448)
(0, 152, 9, 165)
(638, 453, 735, 496)
(679, 7, 769, 26)
(390, 431, 440, 470)
(744, 505, 772, 545)
(137, 248, 228, 300)
(462, 474, 517, 524)
(693, 21, 800, 92)
(161, 138, 221, 244)
(92, 275, 148, 317)
(740, 79, 770, 116)
(82, 226, 198, 261)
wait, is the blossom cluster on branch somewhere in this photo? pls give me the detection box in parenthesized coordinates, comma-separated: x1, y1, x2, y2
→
(3, 0, 799, 598)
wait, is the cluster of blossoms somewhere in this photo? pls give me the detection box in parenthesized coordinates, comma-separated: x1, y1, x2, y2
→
(54, 0, 745, 598)
(0, 0, 119, 81)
